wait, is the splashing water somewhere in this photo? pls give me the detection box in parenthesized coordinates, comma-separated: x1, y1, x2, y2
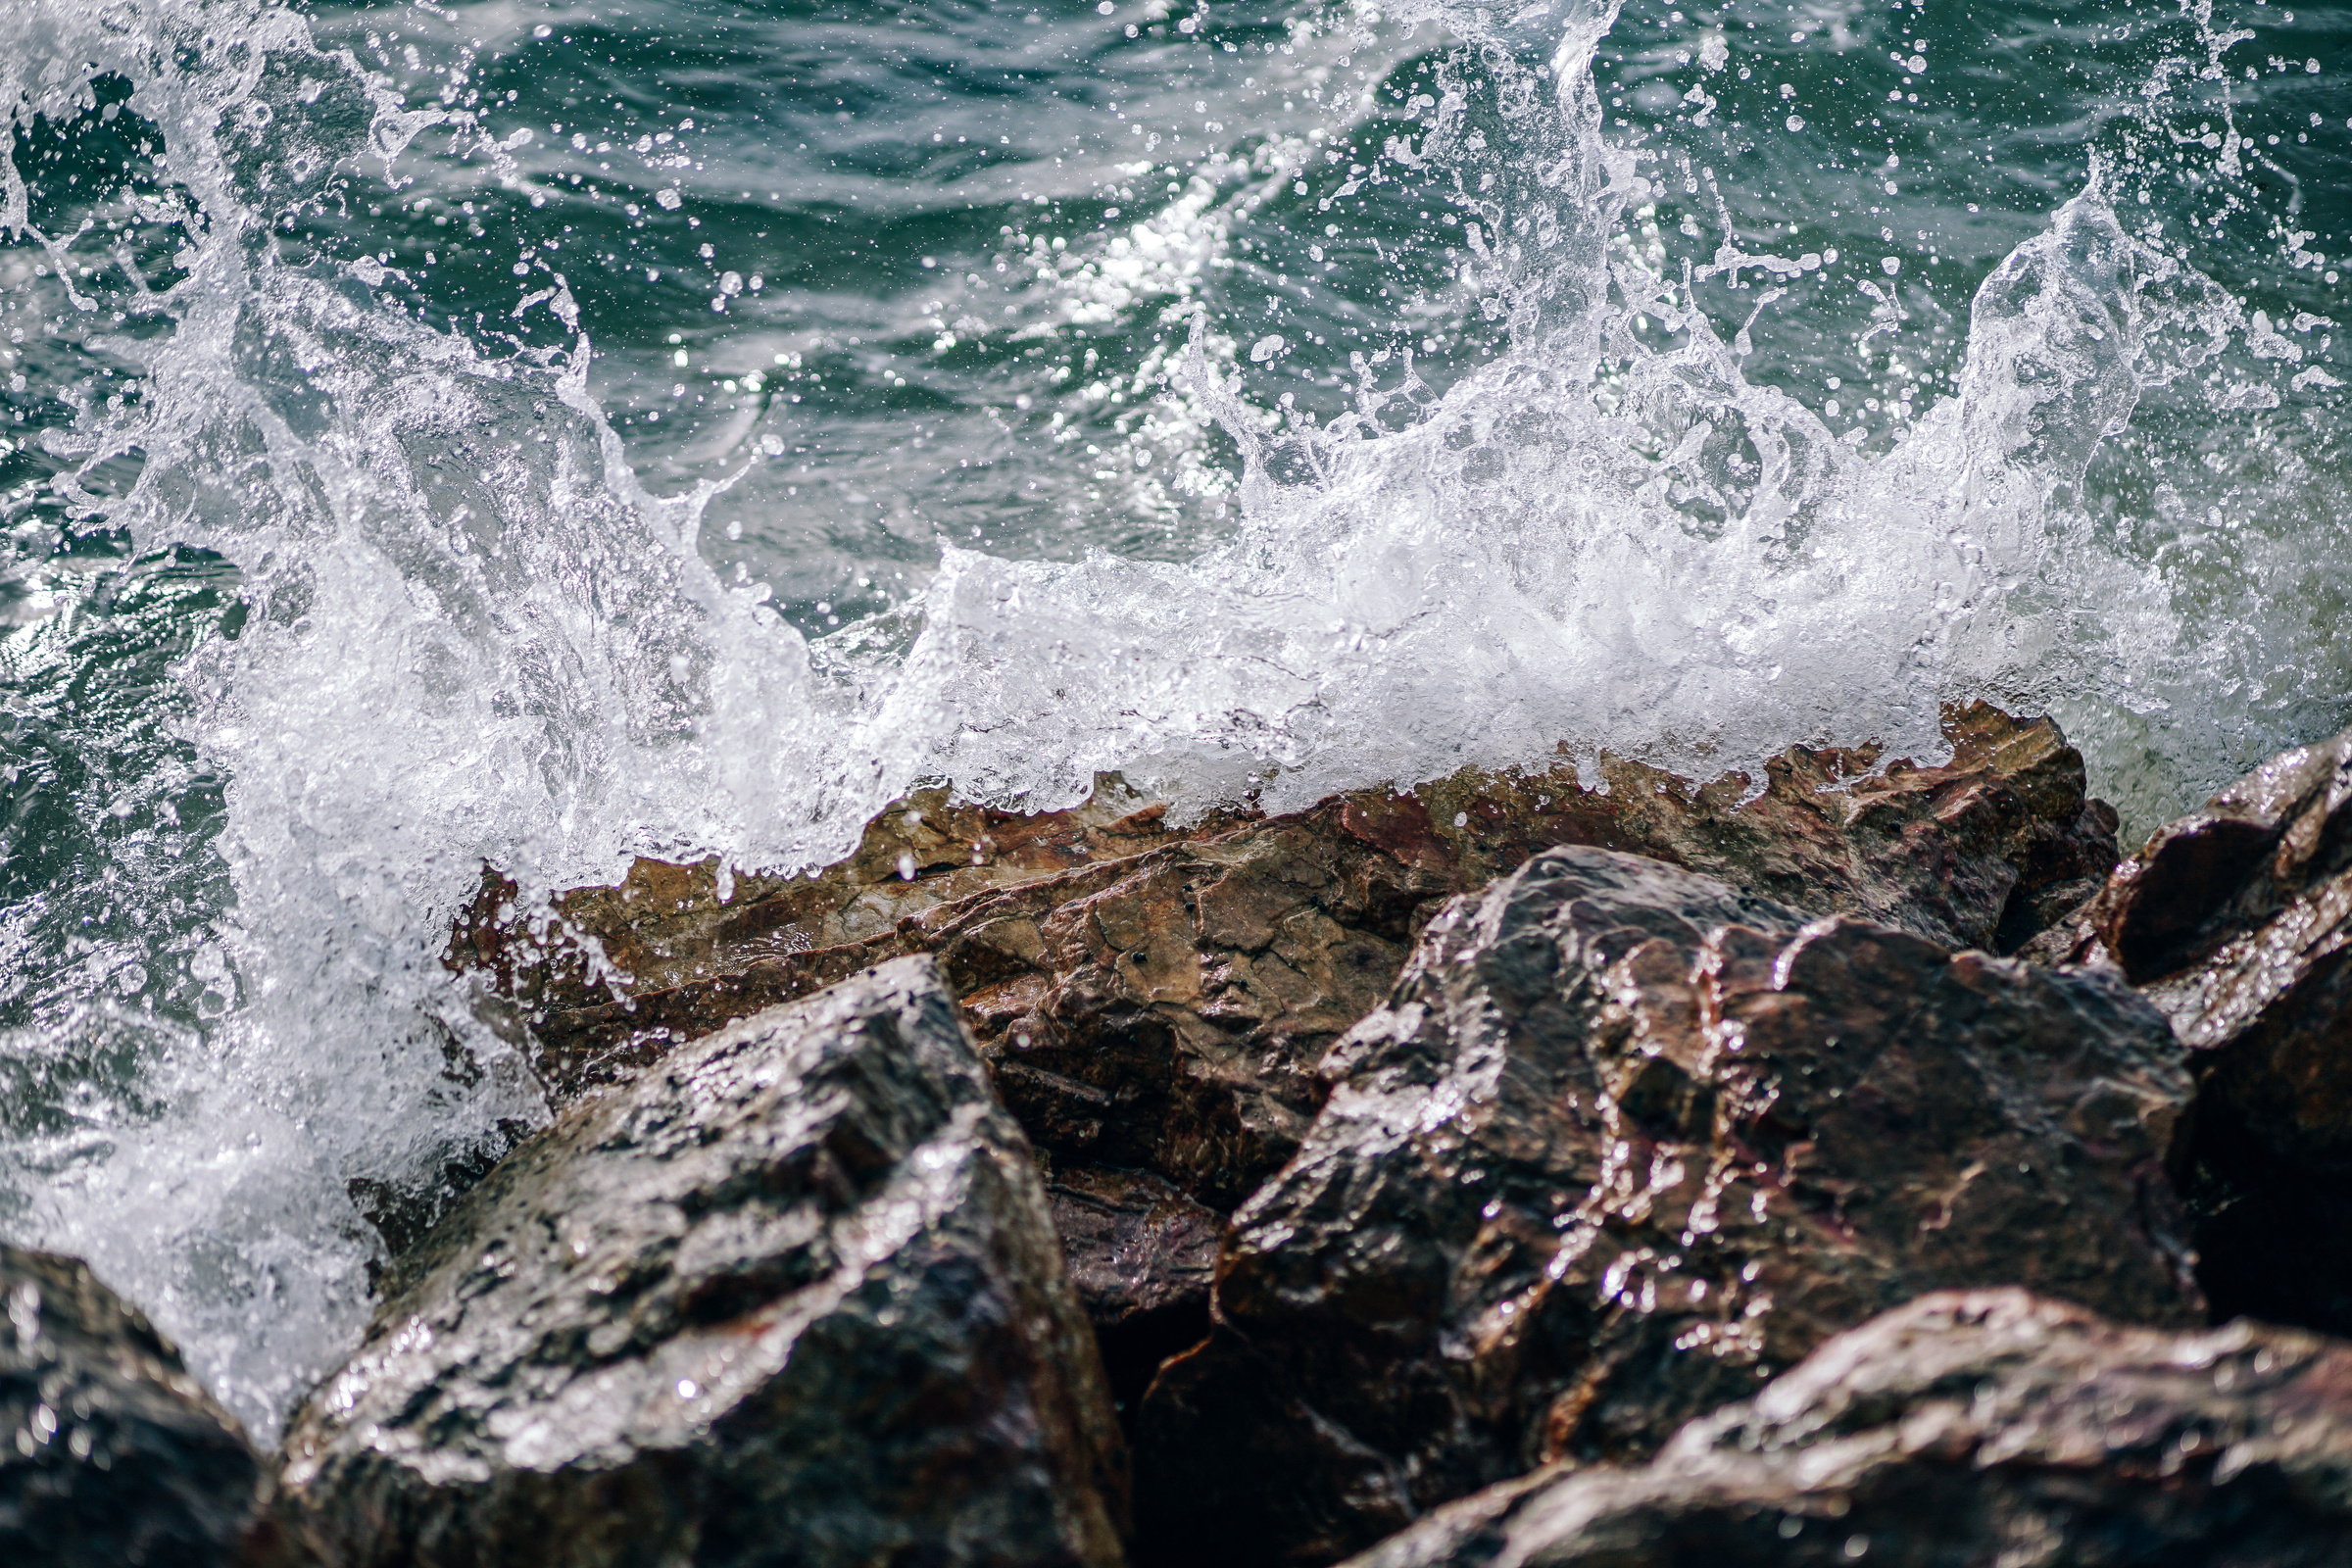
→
(0, 0, 2344, 1434)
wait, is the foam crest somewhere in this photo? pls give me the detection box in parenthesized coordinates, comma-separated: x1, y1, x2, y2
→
(862, 7, 2250, 816)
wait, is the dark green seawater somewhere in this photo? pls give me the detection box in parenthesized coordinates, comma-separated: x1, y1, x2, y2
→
(1, 0, 2346, 1432)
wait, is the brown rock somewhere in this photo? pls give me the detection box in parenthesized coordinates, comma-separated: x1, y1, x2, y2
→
(1342, 1289, 2352, 1568)
(2034, 726, 2352, 1339)
(524, 808, 1441, 1210)
(2032, 723, 2352, 988)
(1, 1242, 267, 1567)
(455, 706, 2114, 1173)
(433, 707, 2118, 1469)
(1132, 846, 2199, 1567)
(446, 776, 1223, 1033)
(270, 957, 1127, 1568)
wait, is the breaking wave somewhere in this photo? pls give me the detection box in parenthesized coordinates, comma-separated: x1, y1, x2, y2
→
(0, 0, 2342, 1433)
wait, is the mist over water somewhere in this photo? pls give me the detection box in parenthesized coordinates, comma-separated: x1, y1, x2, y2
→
(0, 0, 2345, 1434)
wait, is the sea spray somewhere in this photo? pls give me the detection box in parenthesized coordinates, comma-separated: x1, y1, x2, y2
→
(0, 0, 2341, 1435)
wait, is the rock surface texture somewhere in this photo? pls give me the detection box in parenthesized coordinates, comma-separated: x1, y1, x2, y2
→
(1038, 1162, 1222, 1421)
(1343, 1289, 2352, 1568)
(2033, 725, 2352, 1338)
(1133, 847, 2199, 1567)
(271, 957, 1129, 1568)
(440, 708, 2117, 1413)
(1, 1241, 265, 1567)
(454, 705, 2116, 1132)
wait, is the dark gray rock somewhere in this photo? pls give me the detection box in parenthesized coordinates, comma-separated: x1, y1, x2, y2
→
(1343, 1288, 2352, 1568)
(2032, 725, 2352, 1339)
(1134, 847, 2200, 1567)
(439, 708, 2116, 1417)
(271, 956, 1128, 1568)
(1, 1242, 265, 1566)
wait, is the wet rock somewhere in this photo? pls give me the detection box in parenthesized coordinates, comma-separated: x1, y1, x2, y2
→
(1343, 1288, 2352, 1568)
(445, 776, 1222, 1055)
(2034, 726, 2352, 1338)
(1133, 846, 2198, 1567)
(432, 706, 2117, 1471)
(270, 956, 1128, 1568)
(1042, 1164, 1220, 1426)
(1, 1242, 266, 1566)
(528, 806, 1441, 1210)
(462, 708, 2113, 1177)
(2033, 723, 2352, 987)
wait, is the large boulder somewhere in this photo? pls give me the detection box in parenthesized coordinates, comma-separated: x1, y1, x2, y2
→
(2031, 724, 2352, 1337)
(1344, 1289, 2352, 1568)
(1, 1242, 266, 1566)
(1134, 847, 2199, 1566)
(270, 956, 1128, 1568)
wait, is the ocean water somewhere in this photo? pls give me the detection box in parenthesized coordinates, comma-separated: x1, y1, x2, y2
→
(0, 0, 2345, 1436)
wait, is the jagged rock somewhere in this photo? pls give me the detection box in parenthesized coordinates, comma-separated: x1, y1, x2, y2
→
(2032, 723, 2352, 990)
(1342, 1289, 2352, 1568)
(1, 1242, 265, 1566)
(446, 777, 1221, 1034)
(1133, 847, 2199, 1567)
(449, 705, 2107, 1109)
(270, 957, 1128, 1568)
(427, 705, 2118, 1483)
(2033, 725, 2352, 1338)
(455, 708, 2112, 1181)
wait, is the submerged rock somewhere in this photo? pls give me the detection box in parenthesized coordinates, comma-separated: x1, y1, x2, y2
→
(1, 1242, 266, 1567)
(2034, 725, 2352, 1338)
(271, 957, 1128, 1568)
(1134, 847, 2198, 1567)
(1344, 1289, 2352, 1568)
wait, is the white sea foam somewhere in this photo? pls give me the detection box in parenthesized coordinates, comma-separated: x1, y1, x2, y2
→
(0, 0, 2338, 1434)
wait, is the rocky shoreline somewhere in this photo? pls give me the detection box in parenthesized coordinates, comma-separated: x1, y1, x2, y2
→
(11, 706, 2352, 1565)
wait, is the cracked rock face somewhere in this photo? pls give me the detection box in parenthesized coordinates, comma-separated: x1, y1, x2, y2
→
(1344, 1289, 2352, 1568)
(1, 1242, 265, 1567)
(270, 957, 1128, 1568)
(1134, 847, 2199, 1567)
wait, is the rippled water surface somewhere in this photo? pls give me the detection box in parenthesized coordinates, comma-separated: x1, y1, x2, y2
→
(2, 0, 2347, 1432)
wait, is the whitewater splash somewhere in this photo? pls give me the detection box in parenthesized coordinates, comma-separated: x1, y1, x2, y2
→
(0, 0, 2339, 1433)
